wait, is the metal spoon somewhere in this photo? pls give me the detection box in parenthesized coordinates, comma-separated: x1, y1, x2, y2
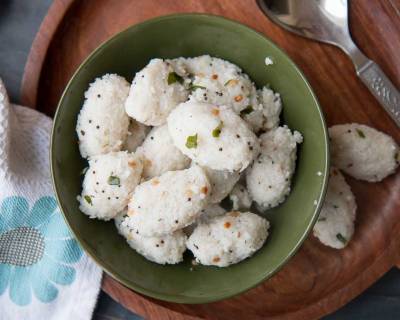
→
(257, 0, 400, 127)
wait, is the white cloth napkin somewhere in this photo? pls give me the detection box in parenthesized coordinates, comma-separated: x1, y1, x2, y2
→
(0, 79, 102, 320)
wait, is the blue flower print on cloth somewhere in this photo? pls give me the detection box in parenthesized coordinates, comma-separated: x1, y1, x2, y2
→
(0, 196, 82, 306)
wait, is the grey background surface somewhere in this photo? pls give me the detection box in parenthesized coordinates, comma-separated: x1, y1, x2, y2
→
(0, 1, 399, 319)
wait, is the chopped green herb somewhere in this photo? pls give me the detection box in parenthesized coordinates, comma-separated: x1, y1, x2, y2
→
(318, 217, 327, 222)
(186, 134, 198, 149)
(394, 152, 399, 162)
(80, 167, 88, 176)
(84, 195, 92, 205)
(356, 129, 365, 138)
(212, 121, 224, 138)
(336, 233, 347, 244)
(240, 105, 254, 116)
(333, 205, 339, 209)
(108, 175, 120, 185)
(167, 72, 183, 85)
(189, 84, 206, 91)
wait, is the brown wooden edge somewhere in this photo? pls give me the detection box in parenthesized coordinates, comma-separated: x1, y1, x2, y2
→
(20, 0, 76, 108)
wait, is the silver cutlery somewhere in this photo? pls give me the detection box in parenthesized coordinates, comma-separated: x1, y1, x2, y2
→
(257, 0, 400, 127)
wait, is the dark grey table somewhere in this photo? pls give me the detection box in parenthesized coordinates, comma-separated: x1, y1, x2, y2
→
(1, 1, 399, 319)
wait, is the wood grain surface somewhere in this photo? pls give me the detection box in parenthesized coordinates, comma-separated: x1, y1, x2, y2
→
(20, 0, 75, 108)
(21, 0, 400, 319)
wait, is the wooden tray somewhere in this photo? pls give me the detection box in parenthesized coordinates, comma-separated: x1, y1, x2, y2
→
(21, 0, 400, 319)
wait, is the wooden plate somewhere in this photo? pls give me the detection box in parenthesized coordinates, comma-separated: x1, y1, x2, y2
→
(21, 0, 400, 319)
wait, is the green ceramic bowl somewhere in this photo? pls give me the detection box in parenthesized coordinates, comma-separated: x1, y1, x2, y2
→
(51, 14, 329, 303)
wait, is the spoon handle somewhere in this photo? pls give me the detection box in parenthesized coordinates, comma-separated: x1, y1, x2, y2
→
(356, 60, 400, 127)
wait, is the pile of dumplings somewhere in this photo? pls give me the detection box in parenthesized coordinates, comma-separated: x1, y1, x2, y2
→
(75, 54, 400, 263)
(76, 55, 303, 266)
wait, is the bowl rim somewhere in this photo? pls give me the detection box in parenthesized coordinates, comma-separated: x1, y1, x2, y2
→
(51, 12, 330, 304)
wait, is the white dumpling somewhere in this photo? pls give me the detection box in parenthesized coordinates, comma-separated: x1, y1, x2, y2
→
(187, 211, 269, 267)
(246, 126, 302, 209)
(178, 55, 257, 113)
(329, 123, 399, 182)
(313, 168, 357, 249)
(168, 101, 259, 172)
(115, 212, 187, 264)
(124, 165, 211, 236)
(78, 151, 142, 220)
(76, 74, 130, 158)
(125, 59, 188, 126)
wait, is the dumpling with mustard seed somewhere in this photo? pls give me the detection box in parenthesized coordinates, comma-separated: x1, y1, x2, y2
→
(115, 212, 187, 264)
(76, 74, 130, 158)
(246, 126, 302, 210)
(124, 165, 211, 236)
(313, 167, 356, 249)
(168, 101, 259, 172)
(187, 211, 269, 267)
(125, 59, 189, 126)
(171, 56, 281, 133)
(329, 123, 399, 182)
(78, 151, 143, 220)
(176, 55, 256, 114)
